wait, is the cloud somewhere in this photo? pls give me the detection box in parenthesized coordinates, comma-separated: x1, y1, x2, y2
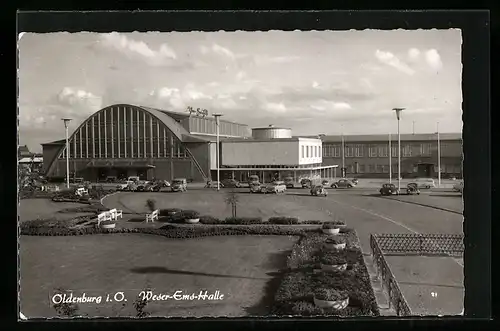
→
(310, 100, 352, 112)
(257, 56, 300, 64)
(408, 48, 421, 60)
(236, 71, 247, 80)
(425, 49, 443, 71)
(57, 87, 103, 113)
(201, 43, 235, 60)
(264, 102, 287, 113)
(375, 50, 415, 75)
(100, 32, 177, 64)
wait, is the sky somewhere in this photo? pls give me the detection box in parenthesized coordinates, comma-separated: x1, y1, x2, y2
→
(18, 30, 462, 152)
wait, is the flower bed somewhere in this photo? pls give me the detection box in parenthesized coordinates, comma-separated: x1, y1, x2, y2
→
(273, 228, 379, 317)
(224, 217, 263, 225)
(268, 217, 299, 225)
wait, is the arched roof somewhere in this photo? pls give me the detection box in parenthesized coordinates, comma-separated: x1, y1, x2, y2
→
(44, 104, 212, 178)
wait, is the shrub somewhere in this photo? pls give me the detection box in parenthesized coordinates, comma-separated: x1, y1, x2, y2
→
(99, 220, 115, 226)
(199, 215, 223, 224)
(224, 217, 263, 225)
(146, 199, 157, 212)
(289, 301, 324, 316)
(268, 217, 299, 225)
(325, 237, 345, 245)
(324, 220, 346, 226)
(303, 220, 324, 225)
(314, 288, 348, 301)
(182, 210, 200, 219)
(320, 254, 347, 266)
(159, 208, 182, 216)
(322, 223, 341, 230)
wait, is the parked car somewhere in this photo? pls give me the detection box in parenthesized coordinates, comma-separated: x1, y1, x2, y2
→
(452, 180, 464, 193)
(284, 177, 295, 189)
(310, 184, 328, 197)
(249, 182, 265, 193)
(221, 179, 241, 188)
(301, 178, 312, 189)
(144, 182, 162, 192)
(126, 182, 138, 191)
(205, 181, 224, 188)
(116, 180, 134, 191)
(248, 175, 260, 186)
(380, 183, 399, 196)
(406, 183, 420, 195)
(135, 181, 150, 192)
(264, 181, 286, 194)
(414, 178, 436, 189)
(105, 176, 117, 183)
(331, 178, 355, 189)
(171, 178, 188, 192)
(128, 176, 140, 183)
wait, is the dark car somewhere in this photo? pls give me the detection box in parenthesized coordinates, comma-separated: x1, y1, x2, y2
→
(284, 177, 295, 189)
(301, 178, 312, 189)
(380, 183, 399, 196)
(105, 176, 117, 183)
(249, 182, 265, 193)
(331, 179, 355, 189)
(135, 181, 149, 192)
(310, 184, 328, 197)
(145, 182, 162, 192)
(221, 179, 241, 188)
(247, 175, 260, 186)
(406, 183, 420, 195)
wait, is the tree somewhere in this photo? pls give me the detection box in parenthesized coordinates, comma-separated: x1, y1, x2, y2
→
(224, 188, 239, 218)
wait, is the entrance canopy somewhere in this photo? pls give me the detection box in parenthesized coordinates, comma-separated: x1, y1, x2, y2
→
(86, 160, 156, 168)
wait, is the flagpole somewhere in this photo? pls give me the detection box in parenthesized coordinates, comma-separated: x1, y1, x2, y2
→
(389, 133, 392, 183)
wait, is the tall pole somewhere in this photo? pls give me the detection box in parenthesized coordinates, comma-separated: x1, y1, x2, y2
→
(437, 121, 441, 187)
(341, 125, 345, 178)
(393, 108, 404, 193)
(213, 113, 222, 191)
(62, 118, 72, 189)
(389, 133, 392, 183)
(412, 121, 415, 135)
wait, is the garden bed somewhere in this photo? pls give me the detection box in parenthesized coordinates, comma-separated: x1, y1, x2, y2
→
(271, 228, 379, 317)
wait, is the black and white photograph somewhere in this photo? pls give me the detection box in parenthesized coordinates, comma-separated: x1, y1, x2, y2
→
(18, 26, 465, 318)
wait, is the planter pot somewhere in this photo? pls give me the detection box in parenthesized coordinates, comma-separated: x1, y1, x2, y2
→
(324, 242, 346, 250)
(185, 218, 200, 224)
(313, 296, 349, 310)
(322, 228, 340, 235)
(100, 223, 116, 229)
(320, 263, 348, 272)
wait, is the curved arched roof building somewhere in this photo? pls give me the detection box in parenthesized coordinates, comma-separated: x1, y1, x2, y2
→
(41, 104, 250, 182)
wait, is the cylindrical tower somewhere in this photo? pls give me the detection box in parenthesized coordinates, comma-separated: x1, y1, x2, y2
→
(251, 124, 292, 139)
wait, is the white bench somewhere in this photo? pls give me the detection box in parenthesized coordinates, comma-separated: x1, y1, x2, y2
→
(146, 209, 159, 223)
(97, 211, 113, 226)
(75, 187, 88, 196)
(109, 208, 123, 220)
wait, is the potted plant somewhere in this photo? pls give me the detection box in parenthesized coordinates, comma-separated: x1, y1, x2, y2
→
(320, 254, 348, 272)
(183, 210, 200, 224)
(100, 220, 116, 229)
(322, 222, 341, 235)
(313, 288, 349, 310)
(324, 237, 346, 250)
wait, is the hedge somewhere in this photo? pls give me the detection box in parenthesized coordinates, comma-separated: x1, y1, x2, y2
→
(224, 217, 263, 225)
(273, 230, 380, 317)
(20, 223, 310, 238)
(268, 217, 299, 225)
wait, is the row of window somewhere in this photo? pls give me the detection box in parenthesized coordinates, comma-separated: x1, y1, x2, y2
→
(322, 143, 434, 158)
(300, 145, 322, 159)
(188, 117, 247, 137)
(343, 163, 462, 174)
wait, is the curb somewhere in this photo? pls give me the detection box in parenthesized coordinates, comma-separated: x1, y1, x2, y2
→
(381, 196, 462, 215)
(100, 191, 119, 207)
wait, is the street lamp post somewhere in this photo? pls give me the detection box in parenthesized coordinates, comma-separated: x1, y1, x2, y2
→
(213, 113, 223, 191)
(393, 108, 405, 192)
(388, 133, 392, 184)
(437, 122, 441, 188)
(341, 125, 345, 178)
(62, 118, 72, 189)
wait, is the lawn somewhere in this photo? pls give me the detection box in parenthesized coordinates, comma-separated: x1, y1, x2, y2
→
(19, 234, 297, 318)
(107, 190, 331, 221)
(18, 199, 96, 222)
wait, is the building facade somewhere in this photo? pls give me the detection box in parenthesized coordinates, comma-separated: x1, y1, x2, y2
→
(320, 133, 463, 178)
(42, 104, 249, 182)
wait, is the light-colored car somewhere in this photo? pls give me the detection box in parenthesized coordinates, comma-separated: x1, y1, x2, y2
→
(414, 178, 436, 189)
(331, 179, 355, 189)
(116, 180, 134, 191)
(452, 180, 463, 193)
(127, 176, 140, 183)
(264, 181, 286, 194)
(284, 177, 295, 189)
(310, 185, 328, 197)
(171, 178, 188, 192)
